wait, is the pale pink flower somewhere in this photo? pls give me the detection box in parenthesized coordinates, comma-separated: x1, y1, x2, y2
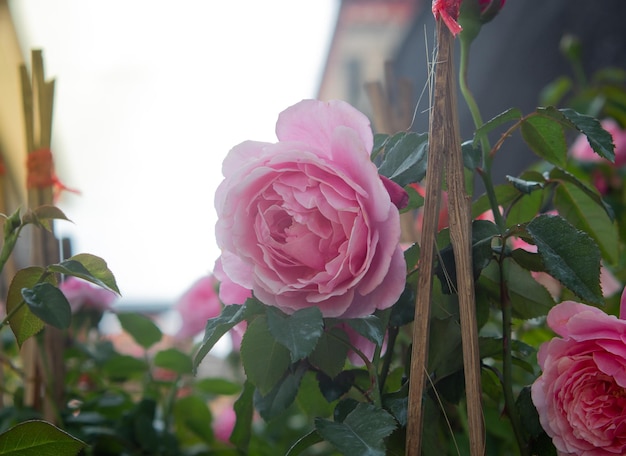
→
(174, 276, 222, 340)
(213, 257, 252, 306)
(214, 99, 405, 318)
(212, 403, 236, 444)
(59, 277, 117, 313)
(531, 289, 626, 456)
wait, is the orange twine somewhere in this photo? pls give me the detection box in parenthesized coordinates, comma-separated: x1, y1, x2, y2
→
(26, 148, 80, 200)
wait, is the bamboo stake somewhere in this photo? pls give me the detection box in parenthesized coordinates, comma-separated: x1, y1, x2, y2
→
(442, 36, 485, 456)
(406, 18, 484, 455)
(20, 49, 64, 423)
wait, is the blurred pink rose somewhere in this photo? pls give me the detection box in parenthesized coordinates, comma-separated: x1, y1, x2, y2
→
(175, 276, 222, 340)
(212, 403, 236, 444)
(570, 119, 626, 167)
(59, 277, 117, 313)
(215, 99, 405, 318)
(531, 289, 626, 456)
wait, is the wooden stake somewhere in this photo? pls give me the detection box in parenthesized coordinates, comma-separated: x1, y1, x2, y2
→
(406, 18, 484, 455)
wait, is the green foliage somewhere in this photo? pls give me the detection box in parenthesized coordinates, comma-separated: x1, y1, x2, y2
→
(525, 214, 603, 305)
(240, 315, 291, 395)
(0, 421, 86, 455)
(315, 403, 396, 456)
(5, 267, 48, 345)
(375, 131, 429, 186)
(266, 307, 324, 362)
(117, 312, 162, 350)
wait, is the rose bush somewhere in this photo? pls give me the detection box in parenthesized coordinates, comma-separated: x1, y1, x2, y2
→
(531, 288, 626, 456)
(214, 99, 406, 318)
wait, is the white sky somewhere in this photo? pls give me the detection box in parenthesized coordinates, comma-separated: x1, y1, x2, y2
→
(9, 1, 338, 306)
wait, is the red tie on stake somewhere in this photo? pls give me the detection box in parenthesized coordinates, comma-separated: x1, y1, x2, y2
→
(406, 2, 485, 455)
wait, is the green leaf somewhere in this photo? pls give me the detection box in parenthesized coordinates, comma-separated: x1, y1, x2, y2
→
(240, 315, 291, 395)
(345, 315, 385, 346)
(506, 188, 545, 228)
(478, 259, 554, 319)
(505, 175, 544, 195)
(308, 327, 349, 378)
(173, 395, 214, 445)
(296, 371, 335, 418)
(548, 167, 614, 220)
(428, 316, 462, 379)
(286, 430, 324, 456)
(21, 205, 71, 231)
(315, 403, 396, 456)
(401, 184, 425, 213)
(102, 354, 149, 380)
(49, 253, 120, 294)
(376, 132, 429, 187)
(6, 268, 47, 345)
(553, 182, 619, 264)
(316, 370, 356, 403)
(254, 363, 307, 420)
(193, 304, 246, 372)
(516, 386, 544, 439)
(520, 113, 568, 167)
(117, 313, 162, 350)
(0, 420, 86, 455)
(559, 108, 615, 161)
(474, 108, 523, 146)
(526, 214, 602, 305)
(266, 307, 323, 362)
(230, 381, 255, 449)
(472, 183, 520, 219)
(462, 140, 482, 170)
(153, 348, 192, 375)
(194, 378, 241, 395)
(21, 283, 72, 329)
(539, 76, 573, 106)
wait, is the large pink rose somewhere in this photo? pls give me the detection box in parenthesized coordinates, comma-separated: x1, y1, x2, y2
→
(531, 288, 626, 455)
(214, 99, 406, 318)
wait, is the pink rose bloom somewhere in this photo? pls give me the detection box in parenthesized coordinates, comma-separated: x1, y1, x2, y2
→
(174, 275, 222, 340)
(215, 99, 406, 318)
(570, 119, 626, 167)
(214, 257, 252, 306)
(531, 288, 626, 456)
(59, 277, 117, 313)
(212, 405, 236, 444)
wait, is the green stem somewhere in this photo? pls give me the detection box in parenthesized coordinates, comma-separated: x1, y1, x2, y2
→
(459, 38, 506, 231)
(378, 325, 398, 393)
(499, 256, 529, 456)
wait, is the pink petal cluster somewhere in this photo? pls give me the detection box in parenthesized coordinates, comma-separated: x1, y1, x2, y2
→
(531, 288, 626, 455)
(59, 277, 117, 313)
(214, 100, 406, 318)
(174, 275, 222, 340)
